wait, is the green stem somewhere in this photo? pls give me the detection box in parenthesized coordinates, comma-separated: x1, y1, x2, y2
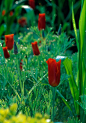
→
(16, 55, 23, 98)
(82, 114, 86, 123)
(26, 55, 28, 70)
(52, 87, 55, 122)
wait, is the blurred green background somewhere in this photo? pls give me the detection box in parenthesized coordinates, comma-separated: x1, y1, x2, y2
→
(0, 0, 81, 37)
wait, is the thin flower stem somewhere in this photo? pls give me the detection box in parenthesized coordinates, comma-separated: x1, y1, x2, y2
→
(52, 87, 55, 122)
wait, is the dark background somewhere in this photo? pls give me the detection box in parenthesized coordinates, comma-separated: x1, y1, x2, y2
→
(0, 0, 80, 35)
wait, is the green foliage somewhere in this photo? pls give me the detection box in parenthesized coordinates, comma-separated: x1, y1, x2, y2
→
(57, 89, 73, 114)
(72, 5, 79, 51)
(0, 0, 34, 35)
(77, 95, 86, 114)
(62, 0, 86, 122)
(79, 0, 86, 96)
(63, 58, 79, 115)
(0, 0, 83, 122)
(0, 25, 74, 121)
(65, 117, 81, 123)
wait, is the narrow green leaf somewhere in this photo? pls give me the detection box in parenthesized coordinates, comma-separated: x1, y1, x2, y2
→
(8, 81, 21, 101)
(0, 43, 5, 65)
(72, 3, 79, 51)
(25, 73, 48, 100)
(79, 0, 86, 55)
(56, 89, 74, 115)
(0, 24, 6, 36)
(52, 0, 56, 27)
(79, 0, 86, 96)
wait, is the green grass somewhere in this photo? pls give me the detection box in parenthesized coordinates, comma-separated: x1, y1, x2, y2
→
(0, 26, 76, 122)
(0, 0, 84, 122)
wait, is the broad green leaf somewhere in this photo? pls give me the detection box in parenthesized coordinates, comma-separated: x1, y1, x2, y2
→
(63, 58, 79, 114)
(79, 0, 86, 96)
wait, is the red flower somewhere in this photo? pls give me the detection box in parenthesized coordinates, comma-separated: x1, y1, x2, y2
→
(2, 47, 10, 59)
(31, 42, 40, 55)
(46, 58, 61, 87)
(9, 11, 13, 16)
(2, 10, 5, 16)
(29, 0, 35, 9)
(20, 60, 23, 70)
(18, 17, 27, 27)
(38, 13, 46, 30)
(5, 34, 14, 50)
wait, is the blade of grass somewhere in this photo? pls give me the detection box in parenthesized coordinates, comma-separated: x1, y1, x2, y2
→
(72, 3, 79, 51)
(78, 0, 86, 120)
(56, 89, 75, 116)
(79, 0, 86, 95)
(0, 73, 21, 101)
(25, 72, 48, 100)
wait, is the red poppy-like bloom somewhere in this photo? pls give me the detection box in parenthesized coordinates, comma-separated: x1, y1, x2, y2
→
(46, 58, 61, 87)
(20, 60, 23, 70)
(2, 10, 6, 16)
(18, 17, 27, 27)
(31, 42, 40, 55)
(29, 0, 35, 9)
(5, 34, 14, 50)
(9, 11, 13, 16)
(2, 47, 10, 59)
(38, 13, 46, 30)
